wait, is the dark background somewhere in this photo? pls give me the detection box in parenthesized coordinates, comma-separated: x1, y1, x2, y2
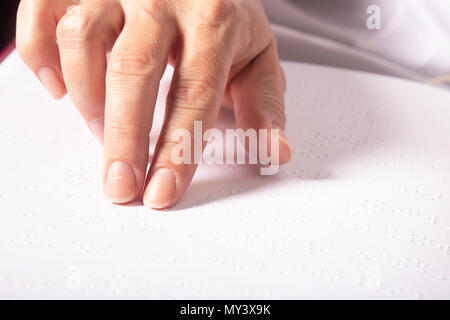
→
(1, 1, 20, 51)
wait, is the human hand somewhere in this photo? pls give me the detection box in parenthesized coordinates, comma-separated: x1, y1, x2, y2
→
(16, 0, 292, 209)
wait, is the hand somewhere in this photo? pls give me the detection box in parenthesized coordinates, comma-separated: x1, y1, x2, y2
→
(16, 0, 292, 209)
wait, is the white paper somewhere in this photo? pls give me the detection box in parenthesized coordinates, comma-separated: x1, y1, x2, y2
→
(1, 52, 450, 299)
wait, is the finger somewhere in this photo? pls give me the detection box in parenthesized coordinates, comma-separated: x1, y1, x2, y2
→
(56, 0, 123, 143)
(143, 32, 233, 209)
(16, 0, 74, 99)
(230, 40, 292, 168)
(103, 10, 176, 204)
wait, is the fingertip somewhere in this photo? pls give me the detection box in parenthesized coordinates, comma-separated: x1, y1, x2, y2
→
(270, 120, 292, 165)
(143, 168, 177, 210)
(88, 117, 105, 145)
(37, 67, 67, 100)
(104, 161, 137, 204)
(278, 130, 293, 165)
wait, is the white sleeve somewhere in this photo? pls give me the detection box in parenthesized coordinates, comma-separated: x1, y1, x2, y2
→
(261, 0, 450, 84)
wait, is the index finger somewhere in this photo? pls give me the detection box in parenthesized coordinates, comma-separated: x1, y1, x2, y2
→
(103, 9, 176, 204)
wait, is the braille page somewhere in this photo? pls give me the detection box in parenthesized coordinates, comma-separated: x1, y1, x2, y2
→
(1, 51, 449, 299)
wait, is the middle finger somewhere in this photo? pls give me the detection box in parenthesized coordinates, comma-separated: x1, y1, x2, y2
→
(103, 5, 177, 203)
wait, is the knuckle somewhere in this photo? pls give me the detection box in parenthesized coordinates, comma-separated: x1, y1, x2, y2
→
(108, 53, 159, 79)
(16, 37, 39, 63)
(263, 93, 286, 125)
(108, 27, 164, 79)
(141, 0, 165, 14)
(169, 77, 218, 111)
(166, 111, 198, 130)
(16, 22, 52, 64)
(107, 121, 148, 144)
(199, 0, 236, 24)
(187, 1, 239, 47)
(56, 7, 94, 46)
(16, 34, 57, 70)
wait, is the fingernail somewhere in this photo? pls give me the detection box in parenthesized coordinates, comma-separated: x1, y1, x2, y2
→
(272, 123, 293, 164)
(89, 117, 104, 145)
(105, 161, 136, 204)
(37, 67, 66, 100)
(143, 168, 176, 209)
(279, 131, 293, 164)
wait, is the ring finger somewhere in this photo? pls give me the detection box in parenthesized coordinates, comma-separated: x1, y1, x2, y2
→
(56, 0, 124, 143)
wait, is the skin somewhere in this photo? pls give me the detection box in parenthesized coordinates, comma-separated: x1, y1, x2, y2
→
(16, 0, 292, 209)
